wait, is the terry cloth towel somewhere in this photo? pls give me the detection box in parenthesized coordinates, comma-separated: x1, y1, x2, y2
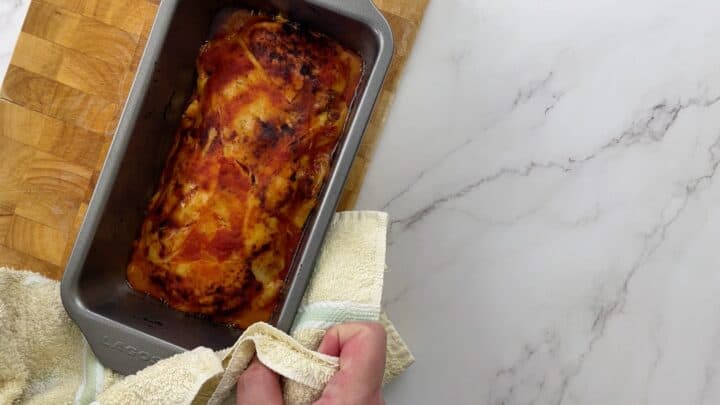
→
(0, 211, 414, 405)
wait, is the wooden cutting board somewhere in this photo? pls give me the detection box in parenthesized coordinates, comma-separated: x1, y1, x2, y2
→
(0, 0, 429, 279)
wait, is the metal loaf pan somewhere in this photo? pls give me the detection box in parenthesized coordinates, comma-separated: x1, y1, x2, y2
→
(61, 0, 393, 374)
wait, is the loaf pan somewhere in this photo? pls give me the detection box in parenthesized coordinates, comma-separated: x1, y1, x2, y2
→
(61, 0, 393, 375)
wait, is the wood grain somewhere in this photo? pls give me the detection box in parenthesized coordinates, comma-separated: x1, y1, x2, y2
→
(12, 32, 127, 102)
(23, 1, 139, 68)
(0, 0, 430, 280)
(2, 66, 119, 134)
(0, 100, 107, 166)
(5, 216, 68, 266)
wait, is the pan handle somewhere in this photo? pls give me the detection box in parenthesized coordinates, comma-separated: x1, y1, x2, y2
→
(306, 0, 392, 36)
(79, 315, 184, 375)
(304, 0, 394, 75)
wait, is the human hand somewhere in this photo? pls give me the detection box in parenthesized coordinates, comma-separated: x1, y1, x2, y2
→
(314, 322, 387, 405)
(236, 322, 387, 405)
(236, 357, 283, 405)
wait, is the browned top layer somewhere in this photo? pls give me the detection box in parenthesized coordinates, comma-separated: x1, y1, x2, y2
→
(127, 11, 362, 328)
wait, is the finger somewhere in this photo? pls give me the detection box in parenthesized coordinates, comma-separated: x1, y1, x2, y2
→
(315, 323, 387, 404)
(317, 326, 341, 357)
(236, 358, 283, 405)
(334, 322, 386, 384)
(318, 322, 387, 389)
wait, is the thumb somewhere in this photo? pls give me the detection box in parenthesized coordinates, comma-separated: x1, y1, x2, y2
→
(236, 358, 283, 405)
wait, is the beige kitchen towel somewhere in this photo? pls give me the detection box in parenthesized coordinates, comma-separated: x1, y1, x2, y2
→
(0, 211, 414, 405)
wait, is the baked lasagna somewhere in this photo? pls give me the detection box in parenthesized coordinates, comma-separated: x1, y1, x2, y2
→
(127, 10, 362, 328)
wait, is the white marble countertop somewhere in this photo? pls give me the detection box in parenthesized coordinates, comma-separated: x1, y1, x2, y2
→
(0, 0, 29, 81)
(6, 0, 720, 403)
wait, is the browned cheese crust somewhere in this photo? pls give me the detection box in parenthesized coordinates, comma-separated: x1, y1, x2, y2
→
(127, 11, 362, 327)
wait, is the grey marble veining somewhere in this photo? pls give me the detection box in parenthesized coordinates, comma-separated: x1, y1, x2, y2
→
(357, 0, 720, 404)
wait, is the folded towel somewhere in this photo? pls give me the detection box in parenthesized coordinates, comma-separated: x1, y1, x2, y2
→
(0, 211, 414, 404)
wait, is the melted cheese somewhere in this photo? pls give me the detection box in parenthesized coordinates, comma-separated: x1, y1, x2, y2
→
(126, 11, 362, 328)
